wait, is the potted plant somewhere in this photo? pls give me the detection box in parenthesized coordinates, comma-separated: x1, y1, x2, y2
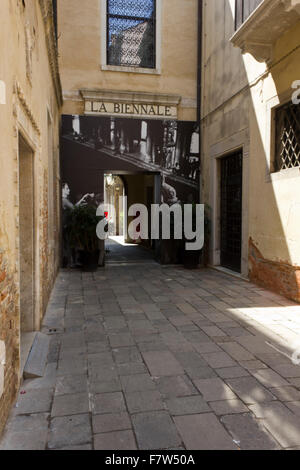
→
(202, 205, 211, 267)
(181, 203, 211, 269)
(64, 204, 101, 271)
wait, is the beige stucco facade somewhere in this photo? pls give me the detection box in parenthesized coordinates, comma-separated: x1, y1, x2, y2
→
(58, 0, 198, 122)
(201, 0, 300, 301)
(0, 0, 62, 432)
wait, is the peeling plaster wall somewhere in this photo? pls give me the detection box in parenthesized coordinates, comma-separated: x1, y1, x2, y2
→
(201, 0, 300, 301)
(0, 0, 61, 434)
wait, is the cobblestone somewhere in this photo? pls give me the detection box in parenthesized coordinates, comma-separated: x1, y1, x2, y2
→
(1, 264, 300, 449)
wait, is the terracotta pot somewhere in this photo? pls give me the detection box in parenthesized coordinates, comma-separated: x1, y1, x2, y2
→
(82, 250, 100, 272)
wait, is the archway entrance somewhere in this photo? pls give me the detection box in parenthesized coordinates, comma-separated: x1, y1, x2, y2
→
(104, 173, 157, 264)
(104, 174, 125, 238)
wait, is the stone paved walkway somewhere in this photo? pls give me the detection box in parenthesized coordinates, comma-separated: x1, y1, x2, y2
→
(1, 264, 300, 450)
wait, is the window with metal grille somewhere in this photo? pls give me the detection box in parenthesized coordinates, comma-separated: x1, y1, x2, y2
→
(107, 0, 156, 69)
(235, 0, 262, 30)
(275, 102, 300, 171)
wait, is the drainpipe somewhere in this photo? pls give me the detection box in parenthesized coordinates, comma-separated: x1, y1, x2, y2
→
(197, 0, 203, 203)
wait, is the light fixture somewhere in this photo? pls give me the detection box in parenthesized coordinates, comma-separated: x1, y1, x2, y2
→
(106, 174, 114, 186)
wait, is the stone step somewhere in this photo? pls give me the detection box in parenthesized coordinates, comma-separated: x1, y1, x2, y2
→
(23, 332, 50, 379)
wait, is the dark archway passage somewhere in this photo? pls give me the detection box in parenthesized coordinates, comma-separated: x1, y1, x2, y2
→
(104, 173, 157, 265)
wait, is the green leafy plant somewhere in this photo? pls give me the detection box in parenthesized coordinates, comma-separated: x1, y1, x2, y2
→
(65, 205, 101, 253)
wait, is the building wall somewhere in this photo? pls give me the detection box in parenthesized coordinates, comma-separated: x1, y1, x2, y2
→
(57, 0, 198, 121)
(0, 0, 62, 433)
(201, 0, 300, 301)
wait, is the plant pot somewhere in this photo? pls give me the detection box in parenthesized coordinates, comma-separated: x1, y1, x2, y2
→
(81, 250, 100, 272)
(159, 239, 182, 265)
(183, 249, 201, 269)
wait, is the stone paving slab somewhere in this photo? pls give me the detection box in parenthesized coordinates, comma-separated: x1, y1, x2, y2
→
(51, 392, 90, 417)
(94, 430, 137, 450)
(92, 392, 126, 415)
(48, 414, 92, 450)
(0, 414, 49, 450)
(92, 412, 131, 434)
(142, 351, 184, 376)
(225, 377, 277, 404)
(166, 395, 210, 415)
(124, 390, 165, 414)
(154, 375, 198, 398)
(14, 389, 54, 415)
(194, 378, 237, 402)
(221, 413, 279, 450)
(249, 402, 300, 448)
(1, 265, 300, 450)
(174, 413, 238, 450)
(209, 399, 248, 416)
(132, 411, 182, 450)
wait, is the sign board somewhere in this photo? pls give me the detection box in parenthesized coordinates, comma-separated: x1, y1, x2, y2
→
(84, 100, 178, 120)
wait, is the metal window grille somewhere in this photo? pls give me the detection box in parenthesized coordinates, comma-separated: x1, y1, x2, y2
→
(275, 102, 300, 171)
(235, 0, 262, 30)
(107, 0, 156, 68)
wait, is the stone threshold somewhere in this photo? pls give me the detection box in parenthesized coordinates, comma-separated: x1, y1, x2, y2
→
(209, 265, 249, 282)
(20, 332, 37, 379)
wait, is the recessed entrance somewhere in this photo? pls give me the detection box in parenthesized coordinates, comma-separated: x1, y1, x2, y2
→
(104, 173, 157, 264)
(220, 151, 243, 273)
(18, 134, 36, 368)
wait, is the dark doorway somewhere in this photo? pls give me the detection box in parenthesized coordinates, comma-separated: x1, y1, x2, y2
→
(104, 173, 157, 265)
(19, 135, 35, 333)
(220, 151, 243, 273)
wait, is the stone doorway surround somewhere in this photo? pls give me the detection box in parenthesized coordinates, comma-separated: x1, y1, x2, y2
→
(13, 81, 43, 377)
(208, 128, 250, 279)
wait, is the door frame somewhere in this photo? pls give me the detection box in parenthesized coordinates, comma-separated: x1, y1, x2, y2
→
(18, 131, 37, 333)
(220, 150, 243, 273)
(209, 129, 249, 278)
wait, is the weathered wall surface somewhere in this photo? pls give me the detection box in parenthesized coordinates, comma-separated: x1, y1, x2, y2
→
(0, 250, 19, 433)
(201, 0, 300, 301)
(0, 0, 62, 433)
(247, 22, 300, 302)
(57, 0, 198, 121)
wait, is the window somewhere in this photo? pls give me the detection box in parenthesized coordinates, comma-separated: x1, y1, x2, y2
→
(235, 0, 263, 30)
(52, 0, 58, 40)
(107, 0, 156, 69)
(275, 102, 300, 171)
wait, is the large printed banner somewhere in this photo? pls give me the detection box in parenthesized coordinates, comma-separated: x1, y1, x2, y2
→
(61, 114, 200, 266)
(61, 114, 199, 208)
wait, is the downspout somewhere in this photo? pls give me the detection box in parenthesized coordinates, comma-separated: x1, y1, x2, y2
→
(197, 0, 203, 203)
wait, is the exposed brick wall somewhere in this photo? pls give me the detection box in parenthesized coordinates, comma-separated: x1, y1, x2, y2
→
(0, 250, 19, 435)
(40, 168, 53, 318)
(249, 238, 300, 303)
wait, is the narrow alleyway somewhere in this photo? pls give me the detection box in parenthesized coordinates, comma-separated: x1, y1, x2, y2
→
(105, 238, 156, 264)
(1, 265, 300, 450)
